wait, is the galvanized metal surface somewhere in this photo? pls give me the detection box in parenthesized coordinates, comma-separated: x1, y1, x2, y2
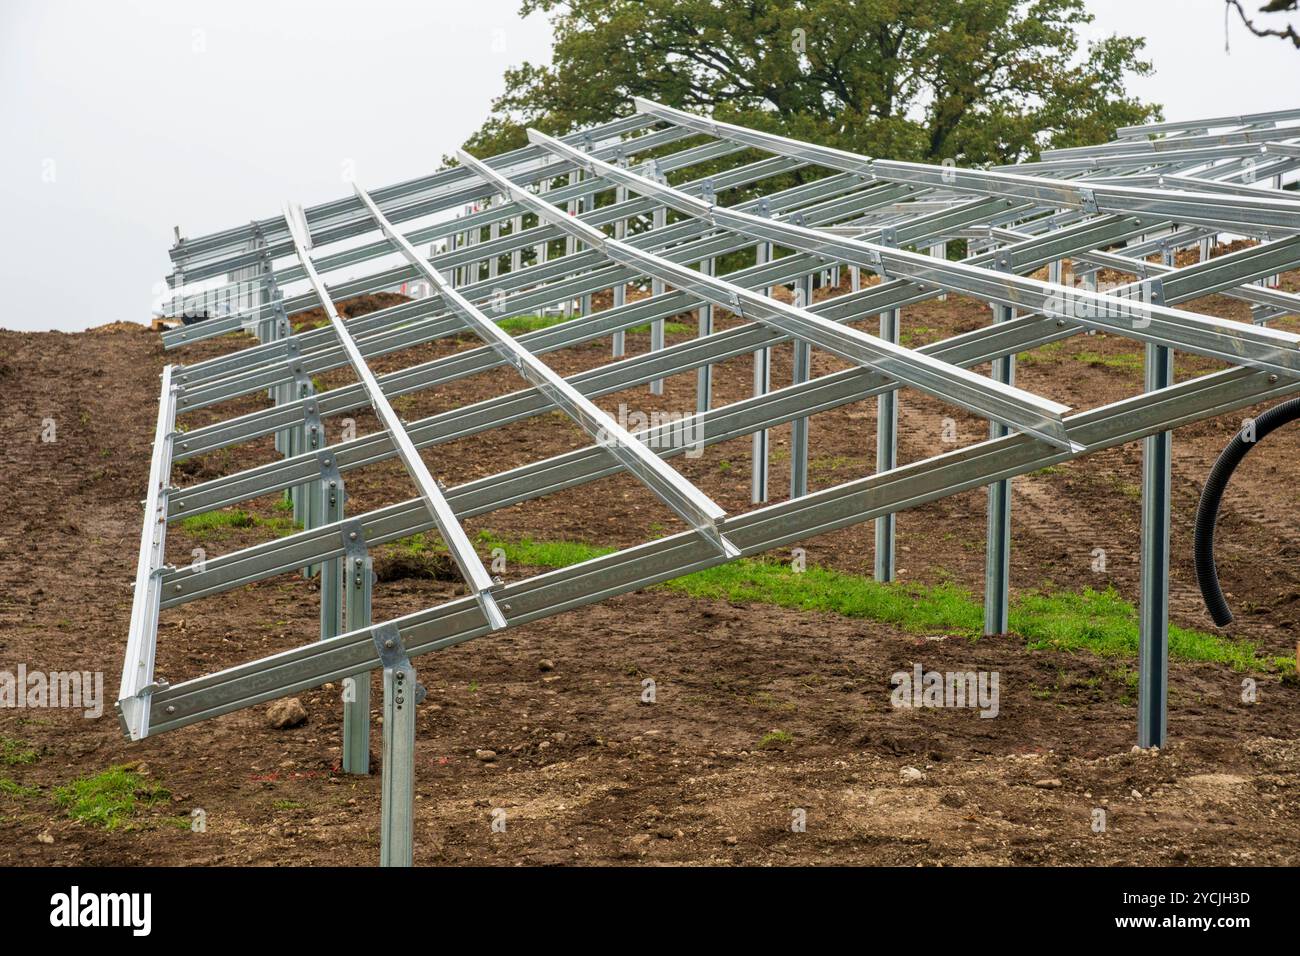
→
(122, 102, 1300, 863)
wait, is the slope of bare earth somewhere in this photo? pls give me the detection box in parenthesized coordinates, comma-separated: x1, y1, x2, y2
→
(1, 264, 1297, 865)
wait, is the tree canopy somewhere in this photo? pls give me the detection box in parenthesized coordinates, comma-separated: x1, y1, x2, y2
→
(464, 0, 1162, 166)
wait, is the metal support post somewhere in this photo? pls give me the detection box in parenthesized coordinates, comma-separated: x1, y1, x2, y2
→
(751, 230, 773, 504)
(613, 178, 627, 358)
(790, 272, 813, 499)
(318, 457, 345, 638)
(983, 254, 1015, 635)
(696, 257, 714, 415)
(374, 623, 424, 867)
(1138, 274, 1173, 749)
(650, 203, 667, 394)
(874, 307, 901, 582)
(932, 243, 947, 301)
(342, 518, 372, 775)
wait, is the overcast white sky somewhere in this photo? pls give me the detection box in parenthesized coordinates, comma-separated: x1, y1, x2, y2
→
(1, 0, 1296, 332)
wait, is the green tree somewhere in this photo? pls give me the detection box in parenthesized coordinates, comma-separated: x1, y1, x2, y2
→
(464, 0, 1161, 165)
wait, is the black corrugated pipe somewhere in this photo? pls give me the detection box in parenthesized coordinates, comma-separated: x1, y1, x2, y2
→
(1195, 396, 1300, 626)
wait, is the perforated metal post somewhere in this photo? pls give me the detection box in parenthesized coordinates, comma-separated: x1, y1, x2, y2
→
(650, 201, 667, 395)
(1139, 273, 1173, 748)
(318, 461, 345, 641)
(752, 218, 773, 504)
(790, 272, 813, 499)
(696, 256, 714, 415)
(612, 172, 628, 358)
(374, 623, 423, 867)
(874, 306, 901, 582)
(983, 254, 1016, 635)
(342, 519, 372, 775)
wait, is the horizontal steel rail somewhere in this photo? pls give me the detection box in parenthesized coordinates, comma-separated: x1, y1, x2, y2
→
(116, 366, 177, 741)
(168, 113, 658, 273)
(1116, 107, 1300, 137)
(634, 98, 1300, 236)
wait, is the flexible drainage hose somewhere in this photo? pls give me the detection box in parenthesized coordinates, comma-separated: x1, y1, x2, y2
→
(1194, 396, 1300, 626)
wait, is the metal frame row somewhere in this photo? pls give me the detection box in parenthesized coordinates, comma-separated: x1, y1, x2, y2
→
(122, 101, 1300, 864)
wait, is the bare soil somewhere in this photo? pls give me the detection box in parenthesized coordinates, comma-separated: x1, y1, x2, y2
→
(1, 262, 1298, 866)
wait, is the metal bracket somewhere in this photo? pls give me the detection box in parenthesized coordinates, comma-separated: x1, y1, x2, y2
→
(1144, 276, 1167, 308)
(371, 623, 428, 705)
(1077, 187, 1100, 216)
(342, 517, 369, 569)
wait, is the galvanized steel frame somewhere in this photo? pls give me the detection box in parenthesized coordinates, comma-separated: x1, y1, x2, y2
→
(122, 102, 1300, 820)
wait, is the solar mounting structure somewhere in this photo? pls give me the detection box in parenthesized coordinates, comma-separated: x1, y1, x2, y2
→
(122, 100, 1300, 866)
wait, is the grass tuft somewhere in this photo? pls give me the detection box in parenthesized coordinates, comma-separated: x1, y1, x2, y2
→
(52, 766, 171, 830)
(0, 777, 39, 798)
(757, 730, 793, 749)
(180, 507, 297, 537)
(0, 736, 38, 766)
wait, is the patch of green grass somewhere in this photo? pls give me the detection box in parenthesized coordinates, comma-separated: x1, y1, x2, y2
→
(0, 736, 38, 766)
(179, 507, 297, 537)
(494, 314, 693, 337)
(0, 777, 39, 798)
(757, 730, 793, 749)
(52, 766, 171, 830)
(1074, 350, 1144, 375)
(179, 508, 256, 534)
(476, 531, 613, 568)
(474, 532, 1292, 674)
(272, 799, 304, 811)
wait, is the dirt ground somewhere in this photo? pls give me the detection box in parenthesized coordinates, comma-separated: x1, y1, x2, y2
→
(1, 260, 1298, 866)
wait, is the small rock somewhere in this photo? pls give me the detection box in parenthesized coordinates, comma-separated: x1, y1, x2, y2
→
(628, 833, 652, 847)
(267, 698, 308, 729)
(36, 832, 54, 845)
(539, 659, 555, 672)
(723, 835, 738, 846)
(1034, 778, 1063, 789)
(1131, 789, 1143, 800)
(899, 766, 925, 784)
(475, 749, 497, 762)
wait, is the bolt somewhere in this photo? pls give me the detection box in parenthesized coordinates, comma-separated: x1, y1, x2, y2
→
(1268, 374, 1279, 383)
(166, 705, 176, 714)
(385, 639, 395, 650)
